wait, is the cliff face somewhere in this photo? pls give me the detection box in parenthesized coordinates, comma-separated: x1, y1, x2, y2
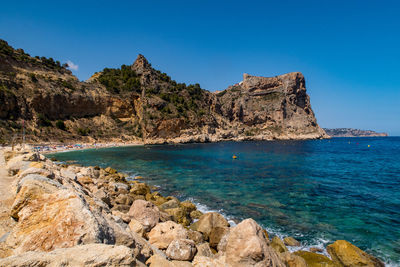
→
(0, 39, 327, 144)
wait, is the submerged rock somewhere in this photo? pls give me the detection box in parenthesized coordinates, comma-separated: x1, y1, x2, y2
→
(327, 240, 384, 267)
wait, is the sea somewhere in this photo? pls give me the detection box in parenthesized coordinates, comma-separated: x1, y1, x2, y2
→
(48, 137, 400, 266)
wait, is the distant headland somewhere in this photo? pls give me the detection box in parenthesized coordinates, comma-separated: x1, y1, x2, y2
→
(323, 128, 388, 137)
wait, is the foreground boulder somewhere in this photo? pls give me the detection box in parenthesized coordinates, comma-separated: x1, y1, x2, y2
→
(327, 240, 384, 267)
(223, 218, 285, 267)
(166, 239, 197, 261)
(280, 251, 308, 267)
(190, 212, 229, 240)
(128, 199, 160, 231)
(6, 175, 116, 255)
(0, 244, 145, 267)
(148, 221, 188, 249)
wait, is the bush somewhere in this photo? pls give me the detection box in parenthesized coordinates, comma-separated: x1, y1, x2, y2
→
(37, 114, 52, 127)
(98, 64, 141, 94)
(56, 120, 67, 131)
(29, 73, 38, 83)
(77, 128, 90, 136)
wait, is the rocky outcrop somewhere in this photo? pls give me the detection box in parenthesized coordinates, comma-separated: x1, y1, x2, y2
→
(0, 39, 327, 144)
(323, 128, 388, 137)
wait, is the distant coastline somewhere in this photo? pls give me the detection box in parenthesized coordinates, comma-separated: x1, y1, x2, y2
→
(323, 128, 388, 138)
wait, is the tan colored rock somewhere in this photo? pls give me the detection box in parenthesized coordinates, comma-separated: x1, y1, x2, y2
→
(0, 244, 144, 267)
(165, 207, 191, 226)
(192, 255, 227, 267)
(196, 242, 214, 258)
(284, 236, 300, 246)
(128, 199, 160, 231)
(327, 240, 384, 267)
(187, 229, 204, 244)
(209, 226, 229, 249)
(280, 251, 308, 267)
(128, 219, 145, 237)
(166, 239, 197, 261)
(148, 221, 188, 249)
(294, 251, 338, 267)
(189, 212, 229, 240)
(111, 210, 131, 223)
(271, 236, 288, 253)
(77, 175, 94, 185)
(224, 218, 285, 267)
(146, 254, 192, 267)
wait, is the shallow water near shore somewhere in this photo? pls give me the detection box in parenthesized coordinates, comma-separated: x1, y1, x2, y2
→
(49, 137, 400, 265)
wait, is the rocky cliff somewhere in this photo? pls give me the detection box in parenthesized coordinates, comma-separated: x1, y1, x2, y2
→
(323, 128, 388, 137)
(0, 39, 327, 144)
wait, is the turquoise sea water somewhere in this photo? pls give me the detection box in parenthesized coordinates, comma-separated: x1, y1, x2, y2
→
(49, 137, 400, 265)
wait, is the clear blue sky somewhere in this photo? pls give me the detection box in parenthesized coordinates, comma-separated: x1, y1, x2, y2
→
(1, 0, 399, 135)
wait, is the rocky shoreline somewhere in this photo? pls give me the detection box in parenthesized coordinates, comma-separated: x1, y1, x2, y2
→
(0, 148, 385, 266)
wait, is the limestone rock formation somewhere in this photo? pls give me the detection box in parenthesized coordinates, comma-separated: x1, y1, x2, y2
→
(189, 212, 229, 241)
(148, 221, 188, 249)
(128, 199, 160, 231)
(0, 39, 327, 144)
(166, 239, 197, 261)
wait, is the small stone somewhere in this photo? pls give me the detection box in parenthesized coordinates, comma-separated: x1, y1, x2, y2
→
(105, 167, 117, 174)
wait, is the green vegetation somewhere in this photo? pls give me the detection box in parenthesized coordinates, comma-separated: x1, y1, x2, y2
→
(77, 127, 91, 136)
(37, 114, 52, 127)
(0, 39, 65, 71)
(56, 120, 67, 131)
(98, 64, 141, 94)
(29, 73, 38, 83)
(57, 79, 75, 90)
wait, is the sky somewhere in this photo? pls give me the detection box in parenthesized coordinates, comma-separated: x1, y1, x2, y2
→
(1, 0, 399, 135)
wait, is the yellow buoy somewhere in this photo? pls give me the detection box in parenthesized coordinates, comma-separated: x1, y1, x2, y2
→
(232, 155, 237, 159)
(368, 145, 370, 148)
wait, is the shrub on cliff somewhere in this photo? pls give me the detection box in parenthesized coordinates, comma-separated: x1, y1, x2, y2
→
(37, 114, 52, 127)
(56, 120, 67, 131)
(98, 65, 141, 94)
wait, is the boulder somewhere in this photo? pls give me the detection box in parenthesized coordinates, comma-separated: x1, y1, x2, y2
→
(128, 200, 160, 231)
(130, 182, 151, 195)
(146, 254, 192, 267)
(280, 251, 308, 267)
(180, 201, 197, 213)
(209, 226, 229, 249)
(104, 167, 117, 174)
(159, 199, 180, 210)
(293, 251, 338, 267)
(189, 212, 229, 240)
(271, 236, 288, 253)
(165, 207, 191, 226)
(224, 218, 285, 267)
(196, 242, 214, 257)
(128, 219, 145, 238)
(166, 239, 197, 261)
(187, 229, 204, 244)
(0, 244, 144, 267)
(146, 192, 168, 206)
(148, 221, 188, 249)
(192, 255, 227, 267)
(284, 236, 300, 246)
(190, 210, 203, 220)
(327, 240, 384, 267)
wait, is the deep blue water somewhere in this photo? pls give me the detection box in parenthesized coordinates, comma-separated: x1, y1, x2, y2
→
(49, 137, 400, 265)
